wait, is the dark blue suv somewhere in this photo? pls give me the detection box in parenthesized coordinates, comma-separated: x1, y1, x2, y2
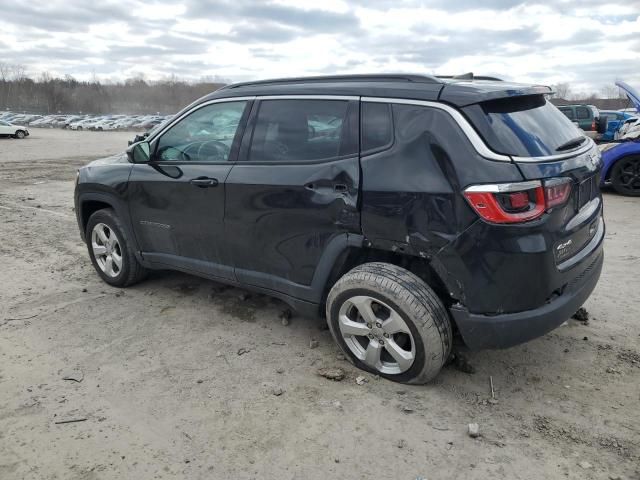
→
(75, 74, 604, 383)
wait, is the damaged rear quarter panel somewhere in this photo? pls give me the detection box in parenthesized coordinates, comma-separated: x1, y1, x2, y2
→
(360, 103, 523, 298)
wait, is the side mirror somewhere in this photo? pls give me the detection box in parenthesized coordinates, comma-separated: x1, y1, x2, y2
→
(127, 141, 151, 163)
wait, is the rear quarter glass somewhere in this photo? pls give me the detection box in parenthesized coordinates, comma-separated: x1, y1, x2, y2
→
(463, 95, 583, 157)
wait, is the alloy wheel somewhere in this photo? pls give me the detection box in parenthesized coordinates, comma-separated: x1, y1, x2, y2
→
(338, 295, 416, 375)
(91, 223, 123, 278)
(615, 158, 640, 194)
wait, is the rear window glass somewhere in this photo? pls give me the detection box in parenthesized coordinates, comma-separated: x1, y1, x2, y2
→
(463, 95, 583, 157)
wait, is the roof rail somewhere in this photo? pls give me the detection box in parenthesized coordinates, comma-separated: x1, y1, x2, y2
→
(219, 74, 443, 90)
(436, 73, 503, 81)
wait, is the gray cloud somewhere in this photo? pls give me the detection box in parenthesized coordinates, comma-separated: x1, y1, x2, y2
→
(183, 0, 359, 33)
(0, 1, 131, 32)
(0, 0, 637, 90)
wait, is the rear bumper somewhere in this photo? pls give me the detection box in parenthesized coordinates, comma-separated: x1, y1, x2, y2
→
(450, 245, 603, 350)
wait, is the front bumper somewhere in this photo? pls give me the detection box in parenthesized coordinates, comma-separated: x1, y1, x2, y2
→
(450, 245, 603, 350)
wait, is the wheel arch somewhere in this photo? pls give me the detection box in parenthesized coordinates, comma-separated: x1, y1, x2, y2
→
(602, 144, 640, 181)
(77, 192, 140, 258)
(321, 245, 452, 313)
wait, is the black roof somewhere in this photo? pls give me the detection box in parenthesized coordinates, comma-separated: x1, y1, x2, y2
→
(202, 73, 553, 108)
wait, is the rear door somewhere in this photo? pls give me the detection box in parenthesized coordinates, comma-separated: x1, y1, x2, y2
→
(127, 99, 250, 280)
(225, 97, 360, 301)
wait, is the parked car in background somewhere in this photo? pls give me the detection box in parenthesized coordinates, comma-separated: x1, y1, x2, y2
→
(70, 118, 97, 130)
(598, 110, 637, 141)
(76, 74, 604, 383)
(598, 81, 640, 196)
(0, 120, 29, 138)
(558, 104, 607, 139)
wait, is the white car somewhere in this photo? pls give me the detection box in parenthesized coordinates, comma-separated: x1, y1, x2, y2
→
(0, 120, 29, 139)
(69, 119, 95, 130)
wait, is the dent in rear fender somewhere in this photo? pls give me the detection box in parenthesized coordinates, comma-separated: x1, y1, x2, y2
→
(359, 103, 524, 292)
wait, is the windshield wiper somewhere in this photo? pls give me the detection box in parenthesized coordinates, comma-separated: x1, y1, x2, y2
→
(556, 136, 586, 152)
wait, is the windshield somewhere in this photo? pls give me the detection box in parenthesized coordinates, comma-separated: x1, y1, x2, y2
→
(463, 95, 583, 157)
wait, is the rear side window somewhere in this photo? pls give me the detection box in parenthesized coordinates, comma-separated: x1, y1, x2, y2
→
(463, 95, 583, 157)
(361, 102, 393, 153)
(248, 100, 353, 162)
(576, 107, 590, 120)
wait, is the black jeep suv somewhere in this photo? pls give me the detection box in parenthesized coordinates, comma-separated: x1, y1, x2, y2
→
(75, 74, 604, 383)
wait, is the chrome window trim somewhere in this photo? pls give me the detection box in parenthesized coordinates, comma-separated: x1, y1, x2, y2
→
(148, 93, 596, 164)
(362, 96, 511, 162)
(256, 95, 360, 101)
(147, 96, 256, 142)
(464, 180, 542, 193)
(511, 137, 597, 162)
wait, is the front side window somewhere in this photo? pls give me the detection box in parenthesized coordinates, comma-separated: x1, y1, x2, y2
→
(155, 101, 247, 162)
(248, 100, 352, 162)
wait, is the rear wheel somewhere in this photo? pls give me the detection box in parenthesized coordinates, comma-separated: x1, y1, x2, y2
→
(611, 155, 640, 196)
(326, 263, 452, 384)
(86, 209, 147, 287)
(14, 130, 25, 139)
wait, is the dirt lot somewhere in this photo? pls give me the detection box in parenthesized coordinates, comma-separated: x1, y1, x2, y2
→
(1, 129, 638, 480)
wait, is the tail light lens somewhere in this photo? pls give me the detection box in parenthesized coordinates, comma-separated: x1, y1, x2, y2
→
(464, 178, 573, 224)
(591, 119, 596, 131)
(544, 177, 572, 208)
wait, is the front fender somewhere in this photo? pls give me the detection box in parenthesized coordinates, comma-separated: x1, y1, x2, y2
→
(601, 140, 640, 183)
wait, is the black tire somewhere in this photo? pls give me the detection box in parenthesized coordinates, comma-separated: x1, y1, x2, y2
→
(77, 126, 83, 131)
(85, 208, 147, 287)
(610, 155, 640, 197)
(14, 130, 25, 139)
(326, 262, 452, 384)
(596, 116, 608, 135)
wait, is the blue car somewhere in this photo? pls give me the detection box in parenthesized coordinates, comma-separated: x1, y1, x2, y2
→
(599, 110, 637, 141)
(599, 81, 640, 196)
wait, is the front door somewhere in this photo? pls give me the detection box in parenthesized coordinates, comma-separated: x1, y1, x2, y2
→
(225, 97, 361, 301)
(127, 99, 250, 280)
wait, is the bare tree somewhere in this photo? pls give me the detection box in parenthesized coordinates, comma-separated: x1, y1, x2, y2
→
(552, 82, 572, 99)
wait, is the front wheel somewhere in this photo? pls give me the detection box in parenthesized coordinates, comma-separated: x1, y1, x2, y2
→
(86, 209, 147, 287)
(326, 263, 452, 384)
(610, 155, 640, 196)
(14, 130, 25, 139)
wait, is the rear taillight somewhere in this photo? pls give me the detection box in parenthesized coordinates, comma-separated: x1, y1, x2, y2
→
(464, 178, 572, 224)
(591, 119, 596, 131)
(544, 177, 572, 208)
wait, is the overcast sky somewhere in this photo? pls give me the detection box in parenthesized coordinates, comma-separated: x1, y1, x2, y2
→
(0, 0, 638, 93)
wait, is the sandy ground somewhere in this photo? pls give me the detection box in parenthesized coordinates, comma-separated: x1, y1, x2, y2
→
(0, 129, 638, 480)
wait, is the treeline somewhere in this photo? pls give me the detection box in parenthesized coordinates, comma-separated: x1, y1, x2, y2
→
(0, 63, 633, 115)
(0, 65, 225, 115)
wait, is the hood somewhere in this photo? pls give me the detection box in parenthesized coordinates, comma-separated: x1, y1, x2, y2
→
(87, 152, 128, 166)
(616, 81, 640, 113)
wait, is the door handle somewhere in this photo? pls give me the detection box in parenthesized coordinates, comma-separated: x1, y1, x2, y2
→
(190, 177, 219, 188)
